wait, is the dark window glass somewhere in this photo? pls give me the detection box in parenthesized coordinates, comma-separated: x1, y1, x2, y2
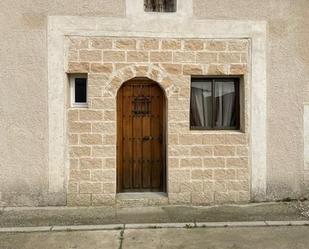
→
(190, 78, 240, 130)
(75, 78, 87, 103)
(144, 0, 176, 12)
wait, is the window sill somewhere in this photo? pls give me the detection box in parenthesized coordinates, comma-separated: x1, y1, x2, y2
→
(189, 129, 246, 135)
(71, 103, 88, 108)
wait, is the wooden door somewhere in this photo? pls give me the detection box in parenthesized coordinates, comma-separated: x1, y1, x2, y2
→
(117, 78, 166, 192)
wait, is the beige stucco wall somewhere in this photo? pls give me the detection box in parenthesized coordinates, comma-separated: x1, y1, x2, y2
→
(0, 0, 308, 206)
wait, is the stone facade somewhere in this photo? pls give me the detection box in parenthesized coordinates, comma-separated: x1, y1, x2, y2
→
(66, 36, 250, 206)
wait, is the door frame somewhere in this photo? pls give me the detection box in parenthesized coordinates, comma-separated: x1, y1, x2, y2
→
(116, 77, 167, 193)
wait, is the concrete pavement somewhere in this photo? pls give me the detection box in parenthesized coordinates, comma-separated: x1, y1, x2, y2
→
(1, 226, 309, 249)
(1, 201, 308, 227)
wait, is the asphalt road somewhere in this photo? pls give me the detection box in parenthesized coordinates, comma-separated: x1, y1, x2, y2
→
(1, 226, 309, 249)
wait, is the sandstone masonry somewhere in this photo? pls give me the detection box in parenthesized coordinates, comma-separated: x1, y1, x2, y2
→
(66, 37, 250, 206)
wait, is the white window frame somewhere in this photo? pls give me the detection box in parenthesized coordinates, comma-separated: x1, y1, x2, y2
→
(69, 74, 88, 108)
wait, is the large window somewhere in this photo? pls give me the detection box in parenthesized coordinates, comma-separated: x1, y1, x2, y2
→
(190, 78, 240, 130)
(144, 0, 177, 12)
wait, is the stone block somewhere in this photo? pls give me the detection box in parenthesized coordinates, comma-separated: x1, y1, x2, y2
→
(161, 39, 181, 50)
(105, 135, 116, 145)
(70, 170, 91, 181)
(67, 194, 91, 206)
(79, 50, 102, 62)
(168, 182, 181, 193)
(218, 53, 241, 63)
(202, 135, 225, 145)
(169, 110, 188, 122)
(115, 39, 136, 49)
(105, 158, 116, 169)
(213, 181, 227, 192)
(180, 158, 203, 168)
(70, 159, 79, 170)
(79, 110, 103, 121)
(127, 51, 149, 62)
(92, 194, 116, 206)
(230, 64, 247, 74)
(191, 169, 204, 180)
(69, 146, 91, 158)
(161, 63, 182, 74)
(236, 169, 249, 180)
(168, 193, 191, 204)
(184, 40, 204, 50)
(214, 169, 236, 181)
(88, 86, 103, 97)
(214, 192, 237, 203)
(207, 64, 227, 75)
(192, 192, 213, 205)
(69, 134, 78, 145)
(226, 180, 249, 192)
(192, 181, 204, 192)
(196, 52, 218, 64)
(90, 38, 113, 49)
(214, 146, 236, 156)
(92, 122, 116, 134)
(91, 98, 115, 109)
(203, 158, 225, 168)
(69, 122, 91, 133)
(168, 157, 180, 168)
(90, 63, 113, 73)
(88, 74, 109, 86)
(103, 51, 125, 62)
(183, 64, 203, 75)
(228, 40, 248, 51)
(190, 146, 213, 157)
(238, 191, 250, 202)
(68, 182, 78, 193)
(226, 158, 248, 168)
(68, 110, 79, 122)
(150, 52, 172, 62)
(241, 53, 248, 63)
(168, 134, 179, 145)
(225, 134, 248, 145)
(179, 134, 203, 145)
(92, 146, 116, 157)
(80, 158, 102, 170)
(103, 183, 116, 194)
(236, 146, 249, 156)
(173, 52, 196, 63)
(205, 41, 227, 51)
(69, 37, 89, 50)
(68, 50, 78, 61)
(79, 182, 102, 194)
(169, 169, 191, 182)
(68, 62, 90, 73)
(141, 39, 159, 50)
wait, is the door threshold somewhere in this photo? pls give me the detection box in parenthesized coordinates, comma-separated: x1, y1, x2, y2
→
(116, 192, 167, 200)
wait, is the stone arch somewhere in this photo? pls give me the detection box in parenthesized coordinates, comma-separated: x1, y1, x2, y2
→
(104, 65, 174, 97)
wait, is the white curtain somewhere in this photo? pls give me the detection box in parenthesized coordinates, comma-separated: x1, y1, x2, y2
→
(215, 81, 236, 127)
(190, 81, 212, 127)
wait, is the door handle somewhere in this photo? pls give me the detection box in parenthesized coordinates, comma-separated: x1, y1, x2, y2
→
(143, 136, 152, 141)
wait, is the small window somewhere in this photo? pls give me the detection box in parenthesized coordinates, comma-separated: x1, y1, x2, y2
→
(144, 0, 177, 12)
(190, 78, 240, 130)
(70, 74, 88, 107)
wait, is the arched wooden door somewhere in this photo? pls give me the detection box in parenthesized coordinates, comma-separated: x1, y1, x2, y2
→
(117, 78, 166, 193)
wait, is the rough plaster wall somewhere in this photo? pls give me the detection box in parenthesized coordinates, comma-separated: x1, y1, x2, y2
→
(0, 0, 125, 206)
(194, 0, 309, 199)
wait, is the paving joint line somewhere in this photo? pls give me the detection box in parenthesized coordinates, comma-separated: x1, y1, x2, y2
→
(1, 221, 309, 233)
